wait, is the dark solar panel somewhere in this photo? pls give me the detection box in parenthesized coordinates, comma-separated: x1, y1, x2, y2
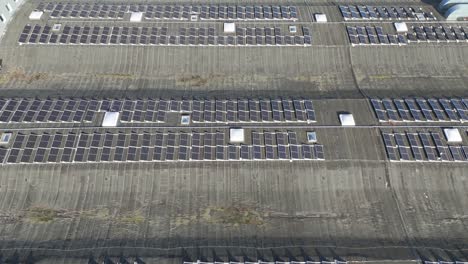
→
(137, 146, 151, 161)
(19, 148, 33, 163)
(125, 147, 138, 161)
(84, 147, 97, 162)
(100, 147, 112, 162)
(88, 133, 100, 148)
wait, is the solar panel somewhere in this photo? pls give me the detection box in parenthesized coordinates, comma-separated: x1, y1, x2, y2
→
(176, 133, 189, 148)
(10, 110, 24, 122)
(190, 146, 201, 160)
(436, 145, 452, 161)
(288, 131, 299, 145)
(28, 33, 39, 44)
(381, 99, 400, 121)
(240, 145, 251, 160)
(113, 147, 125, 161)
(439, 99, 460, 121)
(19, 148, 34, 163)
(393, 133, 407, 146)
(115, 133, 126, 147)
(226, 145, 238, 160)
(174, 99, 189, 113)
(285, 144, 299, 159)
(459, 146, 468, 161)
(73, 147, 86, 162)
(371, 99, 389, 121)
(407, 133, 425, 161)
(0, 110, 12, 123)
(428, 99, 448, 121)
(245, 36, 255, 45)
(60, 148, 74, 162)
(25, 134, 38, 148)
(415, 99, 436, 121)
(259, 101, 271, 122)
(314, 145, 325, 160)
(449, 146, 464, 161)
(96, 147, 110, 162)
(200, 142, 212, 159)
(430, 131, 443, 146)
(277, 145, 290, 160)
(18, 33, 29, 44)
(394, 133, 412, 160)
(124, 147, 139, 161)
(264, 145, 276, 159)
(404, 99, 425, 121)
(382, 138, 399, 157)
(6, 148, 20, 163)
(419, 133, 434, 146)
(0, 148, 7, 163)
(419, 133, 434, 160)
(451, 99, 468, 121)
(35, 110, 48, 122)
(260, 132, 273, 146)
(382, 133, 396, 147)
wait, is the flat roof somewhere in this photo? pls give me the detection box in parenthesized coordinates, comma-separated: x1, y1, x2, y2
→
(0, 0, 464, 99)
(0, 0, 468, 262)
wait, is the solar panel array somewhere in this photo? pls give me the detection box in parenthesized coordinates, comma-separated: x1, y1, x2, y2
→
(371, 98, 468, 123)
(19, 24, 312, 47)
(182, 262, 346, 264)
(0, 98, 317, 124)
(339, 5, 436, 21)
(0, 130, 324, 164)
(118, 98, 316, 123)
(406, 25, 468, 43)
(382, 131, 468, 162)
(347, 26, 407, 46)
(0, 98, 100, 123)
(36, 3, 298, 21)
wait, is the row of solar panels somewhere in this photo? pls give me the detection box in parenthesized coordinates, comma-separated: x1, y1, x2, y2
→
(371, 98, 468, 122)
(0, 144, 324, 164)
(183, 262, 346, 264)
(347, 26, 407, 46)
(0, 131, 324, 164)
(339, 5, 436, 21)
(22, 25, 310, 39)
(39, 3, 298, 21)
(382, 132, 468, 162)
(20, 34, 312, 46)
(0, 98, 317, 123)
(38, 3, 297, 14)
(0, 97, 98, 123)
(406, 25, 468, 43)
(8, 131, 309, 149)
(18, 24, 311, 46)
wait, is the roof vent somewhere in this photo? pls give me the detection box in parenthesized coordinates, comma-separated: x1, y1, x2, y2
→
(0, 132, 12, 144)
(230, 128, 245, 143)
(102, 112, 119, 127)
(444, 128, 462, 143)
(307, 131, 317, 143)
(29, 11, 44, 20)
(315, 13, 328, 22)
(339, 113, 355, 126)
(181, 114, 191, 125)
(130, 12, 143, 22)
(224, 22, 236, 33)
(394, 22, 408, 33)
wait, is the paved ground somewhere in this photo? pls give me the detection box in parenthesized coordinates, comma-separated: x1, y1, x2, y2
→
(0, 0, 468, 263)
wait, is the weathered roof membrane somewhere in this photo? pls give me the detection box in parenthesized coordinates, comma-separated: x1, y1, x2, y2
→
(0, 0, 467, 263)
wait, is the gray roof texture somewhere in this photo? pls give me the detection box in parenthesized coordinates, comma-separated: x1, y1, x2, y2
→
(0, 0, 467, 263)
